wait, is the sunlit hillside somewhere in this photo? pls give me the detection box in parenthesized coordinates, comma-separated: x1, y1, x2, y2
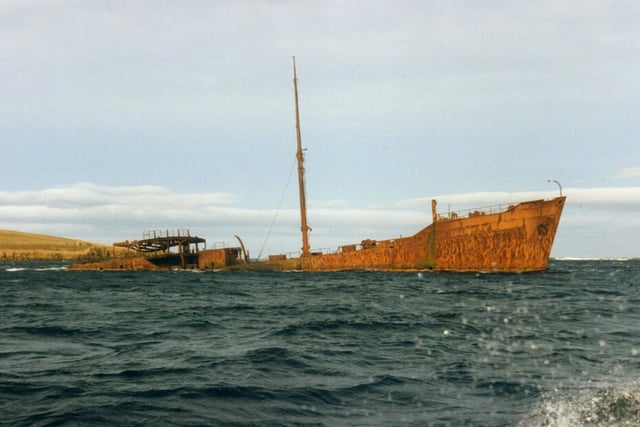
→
(0, 230, 120, 261)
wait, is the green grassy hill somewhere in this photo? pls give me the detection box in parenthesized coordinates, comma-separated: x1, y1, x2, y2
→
(0, 230, 118, 261)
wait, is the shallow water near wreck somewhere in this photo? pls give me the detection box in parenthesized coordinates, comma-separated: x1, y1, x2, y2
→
(1, 260, 640, 426)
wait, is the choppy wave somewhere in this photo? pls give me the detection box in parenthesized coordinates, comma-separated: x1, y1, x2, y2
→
(1, 260, 639, 425)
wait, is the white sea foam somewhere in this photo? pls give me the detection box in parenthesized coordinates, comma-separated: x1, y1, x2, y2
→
(520, 381, 640, 427)
(552, 257, 635, 262)
(551, 257, 638, 261)
(5, 266, 67, 272)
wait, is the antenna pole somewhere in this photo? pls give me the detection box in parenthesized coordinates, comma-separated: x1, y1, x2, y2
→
(293, 57, 311, 257)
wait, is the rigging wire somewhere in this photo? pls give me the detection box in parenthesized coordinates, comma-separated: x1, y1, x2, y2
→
(257, 156, 297, 260)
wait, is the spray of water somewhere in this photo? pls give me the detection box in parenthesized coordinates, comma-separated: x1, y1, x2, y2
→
(520, 381, 640, 426)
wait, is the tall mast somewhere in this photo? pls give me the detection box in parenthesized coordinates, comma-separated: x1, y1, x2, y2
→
(293, 56, 311, 257)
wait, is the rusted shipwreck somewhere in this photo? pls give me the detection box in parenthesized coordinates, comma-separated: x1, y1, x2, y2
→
(68, 58, 565, 273)
(229, 58, 565, 272)
(67, 229, 245, 271)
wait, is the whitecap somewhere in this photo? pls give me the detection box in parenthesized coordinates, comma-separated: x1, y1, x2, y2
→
(520, 381, 640, 427)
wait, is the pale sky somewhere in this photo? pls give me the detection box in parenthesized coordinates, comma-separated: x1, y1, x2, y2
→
(1, 1, 638, 259)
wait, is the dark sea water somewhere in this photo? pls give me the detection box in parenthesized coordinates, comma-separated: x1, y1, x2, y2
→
(1, 260, 640, 426)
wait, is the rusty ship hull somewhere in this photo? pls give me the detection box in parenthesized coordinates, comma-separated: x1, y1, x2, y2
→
(229, 196, 565, 272)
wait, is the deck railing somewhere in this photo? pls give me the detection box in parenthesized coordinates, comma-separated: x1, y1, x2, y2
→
(142, 228, 192, 240)
(437, 202, 518, 221)
(209, 241, 228, 249)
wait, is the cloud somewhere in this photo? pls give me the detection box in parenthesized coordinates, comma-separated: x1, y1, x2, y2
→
(396, 190, 556, 210)
(0, 182, 237, 210)
(397, 187, 640, 211)
(0, 182, 421, 242)
(566, 187, 640, 209)
(0, 183, 242, 241)
(617, 167, 640, 178)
